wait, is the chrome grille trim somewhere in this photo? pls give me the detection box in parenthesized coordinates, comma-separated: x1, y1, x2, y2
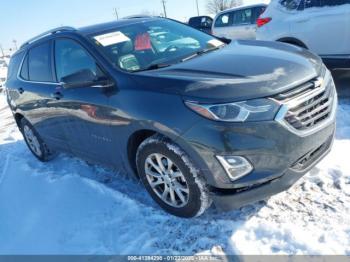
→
(274, 70, 338, 137)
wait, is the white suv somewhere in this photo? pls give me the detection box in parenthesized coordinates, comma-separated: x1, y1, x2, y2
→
(256, 0, 350, 69)
(212, 4, 267, 40)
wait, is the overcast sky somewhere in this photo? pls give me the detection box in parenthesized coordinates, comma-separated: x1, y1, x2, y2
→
(0, 0, 270, 51)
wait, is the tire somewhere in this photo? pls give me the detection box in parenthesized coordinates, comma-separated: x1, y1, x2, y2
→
(136, 135, 212, 218)
(20, 118, 55, 162)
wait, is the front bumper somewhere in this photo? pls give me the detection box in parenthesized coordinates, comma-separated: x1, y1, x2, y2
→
(211, 132, 334, 211)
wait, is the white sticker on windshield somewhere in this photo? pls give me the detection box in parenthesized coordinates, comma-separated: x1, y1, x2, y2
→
(207, 39, 223, 48)
(94, 31, 130, 46)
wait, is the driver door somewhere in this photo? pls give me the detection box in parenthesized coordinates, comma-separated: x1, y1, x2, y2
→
(53, 38, 120, 166)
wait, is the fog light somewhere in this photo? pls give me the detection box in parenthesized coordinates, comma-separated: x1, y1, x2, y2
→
(216, 155, 253, 181)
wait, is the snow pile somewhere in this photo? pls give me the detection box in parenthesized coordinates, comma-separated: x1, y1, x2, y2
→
(0, 92, 349, 255)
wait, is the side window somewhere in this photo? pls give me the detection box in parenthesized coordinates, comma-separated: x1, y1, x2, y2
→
(54, 39, 104, 83)
(28, 42, 53, 82)
(20, 55, 29, 80)
(233, 8, 253, 25)
(204, 17, 213, 27)
(280, 0, 302, 10)
(304, 0, 321, 8)
(319, 0, 349, 6)
(214, 13, 232, 27)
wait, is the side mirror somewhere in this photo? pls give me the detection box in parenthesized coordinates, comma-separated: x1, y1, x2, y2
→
(61, 69, 95, 89)
(61, 69, 114, 89)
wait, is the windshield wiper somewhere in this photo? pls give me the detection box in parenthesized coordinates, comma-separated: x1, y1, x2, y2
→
(133, 63, 171, 72)
(181, 46, 223, 62)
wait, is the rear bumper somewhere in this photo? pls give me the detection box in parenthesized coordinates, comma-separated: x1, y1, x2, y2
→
(211, 136, 333, 211)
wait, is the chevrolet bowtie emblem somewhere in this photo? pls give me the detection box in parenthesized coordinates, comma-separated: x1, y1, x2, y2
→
(313, 78, 323, 89)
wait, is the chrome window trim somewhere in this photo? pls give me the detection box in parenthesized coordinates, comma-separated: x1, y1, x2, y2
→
(274, 70, 338, 137)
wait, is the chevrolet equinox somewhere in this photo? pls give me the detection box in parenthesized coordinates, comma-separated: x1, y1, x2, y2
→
(6, 17, 337, 217)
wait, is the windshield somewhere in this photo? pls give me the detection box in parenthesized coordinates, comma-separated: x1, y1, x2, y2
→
(90, 19, 225, 72)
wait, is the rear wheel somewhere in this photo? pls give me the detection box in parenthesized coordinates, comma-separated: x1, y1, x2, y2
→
(136, 135, 212, 218)
(20, 118, 55, 162)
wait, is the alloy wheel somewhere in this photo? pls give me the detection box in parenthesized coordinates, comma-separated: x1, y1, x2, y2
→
(23, 125, 42, 157)
(144, 153, 190, 208)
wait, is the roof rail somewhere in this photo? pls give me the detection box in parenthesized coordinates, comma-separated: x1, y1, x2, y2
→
(122, 15, 156, 19)
(20, 26, 76, 49)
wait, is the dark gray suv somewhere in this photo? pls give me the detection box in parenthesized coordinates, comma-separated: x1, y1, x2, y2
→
(5, 17, 337, 217)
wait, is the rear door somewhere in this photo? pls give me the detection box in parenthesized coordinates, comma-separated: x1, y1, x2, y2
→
(291, 0, 350, 55)
(15, 41, 69, 151)
(231, 7, 256, 40)
(53, 37, 119, 166)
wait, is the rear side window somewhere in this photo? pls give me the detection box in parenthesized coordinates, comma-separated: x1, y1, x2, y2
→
(27, 42, 53, 82)
(214, 13, 232, 27)
(233, 8, 253, 25)
(189, 17, 202, 27)
(189, 17, 212, 28)
(54, 39, 104, 82)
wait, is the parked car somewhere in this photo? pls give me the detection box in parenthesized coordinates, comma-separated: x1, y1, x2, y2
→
(6, 17, 337, 217)
(188, 16, 213, 34)
(256, 0, 350, 70)
(0, 60, 7, 91)
(212, 4, 267, 40)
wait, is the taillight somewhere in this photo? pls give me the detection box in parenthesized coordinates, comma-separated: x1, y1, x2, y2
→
(257, 17, 272, 28)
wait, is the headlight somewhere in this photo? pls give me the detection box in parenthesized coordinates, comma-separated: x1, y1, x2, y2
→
(185, 98, 280, 122)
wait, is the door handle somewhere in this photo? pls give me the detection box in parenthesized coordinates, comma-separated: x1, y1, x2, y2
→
(18, 87, 24, 94)
(51, 91, 63, 100)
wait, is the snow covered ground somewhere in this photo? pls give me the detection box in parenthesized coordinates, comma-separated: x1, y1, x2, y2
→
(0, 92, 349, 255)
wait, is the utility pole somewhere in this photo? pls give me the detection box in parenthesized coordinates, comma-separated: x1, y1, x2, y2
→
(161, 0, 167, 18)
(114, 8, 119, 20)
(195, 0, 200, 16)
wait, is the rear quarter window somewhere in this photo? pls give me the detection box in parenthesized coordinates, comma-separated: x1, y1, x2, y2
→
(7, 52, 24, 81)
(20, 55, 29, 80)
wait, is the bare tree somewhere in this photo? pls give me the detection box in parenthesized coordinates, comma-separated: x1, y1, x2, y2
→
(206, 0, 243, 14)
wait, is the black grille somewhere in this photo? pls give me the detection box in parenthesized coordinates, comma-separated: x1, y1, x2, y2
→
(275, 77, 336, 131)
(291, 135, 333, 170)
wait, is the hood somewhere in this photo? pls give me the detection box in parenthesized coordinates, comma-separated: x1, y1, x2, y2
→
(133, 40, 323, 103)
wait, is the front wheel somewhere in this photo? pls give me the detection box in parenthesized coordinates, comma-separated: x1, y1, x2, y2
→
(136, 135, 212, 218)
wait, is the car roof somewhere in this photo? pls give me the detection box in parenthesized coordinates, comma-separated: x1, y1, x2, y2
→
(215, 3, 267, 16)
(78, 17, 162, 35)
